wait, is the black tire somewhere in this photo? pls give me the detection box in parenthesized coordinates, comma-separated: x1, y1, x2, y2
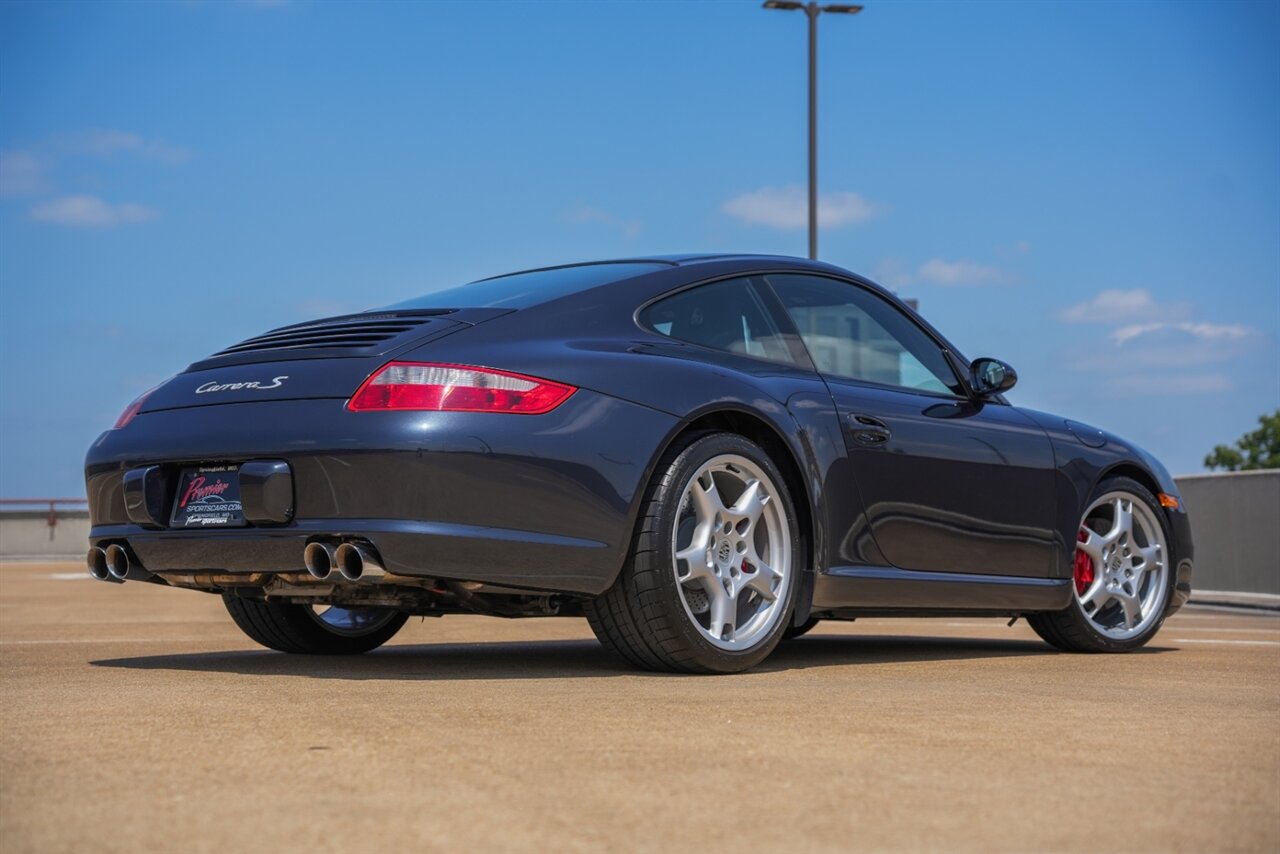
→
(585, 433, 801, 674)
(782, 616, 821, 640)
(222, 594, 408, 655)
(1028, 475, 1175, 653)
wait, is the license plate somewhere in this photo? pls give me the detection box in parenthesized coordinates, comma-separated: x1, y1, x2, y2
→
(170, 465, 246, 528)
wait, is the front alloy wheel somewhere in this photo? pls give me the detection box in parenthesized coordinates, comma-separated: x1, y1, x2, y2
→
(1029, 475, 1174, 652)
(1072, 491, 1169, 640)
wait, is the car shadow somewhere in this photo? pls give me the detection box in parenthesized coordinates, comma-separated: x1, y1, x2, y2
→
(89, 633, 1172, 682)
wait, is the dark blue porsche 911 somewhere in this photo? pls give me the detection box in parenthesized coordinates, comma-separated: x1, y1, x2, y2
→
(85, 255, 1193, 673)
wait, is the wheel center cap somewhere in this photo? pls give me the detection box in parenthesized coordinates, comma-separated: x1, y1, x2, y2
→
(718, 541, 732, 562)
(1110, 556, 1123, 571)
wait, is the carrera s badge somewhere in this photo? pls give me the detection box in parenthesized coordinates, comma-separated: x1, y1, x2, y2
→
(195, 376, 288, 394)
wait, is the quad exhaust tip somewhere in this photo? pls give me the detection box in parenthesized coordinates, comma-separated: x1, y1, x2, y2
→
(87, 547, 121, 583)
(104, 544, 132, 581)
(335, 541, 386, 582)
(303, 540, 386, 583)
(304, 542, 338, 580)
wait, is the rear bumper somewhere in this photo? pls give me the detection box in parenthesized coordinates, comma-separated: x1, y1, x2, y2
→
(86, 391, 678, 595)
(90, 518, 611, 593)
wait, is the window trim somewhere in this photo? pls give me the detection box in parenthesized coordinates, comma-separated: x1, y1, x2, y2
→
(632, 267, 1006, 405)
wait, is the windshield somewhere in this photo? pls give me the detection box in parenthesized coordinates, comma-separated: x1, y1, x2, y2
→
(384, 262, 668, 310)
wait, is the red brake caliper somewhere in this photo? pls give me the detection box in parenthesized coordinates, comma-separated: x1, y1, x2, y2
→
(1073, 528, 1095, 595)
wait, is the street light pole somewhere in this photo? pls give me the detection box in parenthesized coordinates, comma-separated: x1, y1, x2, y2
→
(807, 3, 818, 261)
(763, 2, 863, 261)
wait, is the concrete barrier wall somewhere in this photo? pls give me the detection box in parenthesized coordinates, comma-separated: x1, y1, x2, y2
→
(1174, 470, 1280, 596)
(0, 511, 91, 559)
(2, 473, 1278, 597)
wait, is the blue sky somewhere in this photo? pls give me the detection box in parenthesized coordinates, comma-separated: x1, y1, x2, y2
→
(0, 0, 1276, 497)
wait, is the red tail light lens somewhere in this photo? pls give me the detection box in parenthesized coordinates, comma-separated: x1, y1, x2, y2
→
(347, 362, 577, 414)
(113, 386, 159, 429)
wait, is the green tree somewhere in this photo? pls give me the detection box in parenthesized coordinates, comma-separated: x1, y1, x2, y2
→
(1204, 410, 1280, 471)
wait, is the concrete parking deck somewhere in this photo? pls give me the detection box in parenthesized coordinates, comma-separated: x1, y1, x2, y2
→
(2, 561, 1277, 853)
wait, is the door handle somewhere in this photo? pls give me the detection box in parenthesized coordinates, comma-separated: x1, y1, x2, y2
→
(849, 414, 892, 445)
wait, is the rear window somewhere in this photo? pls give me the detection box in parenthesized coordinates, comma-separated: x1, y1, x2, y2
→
(386, 262, 668, 310)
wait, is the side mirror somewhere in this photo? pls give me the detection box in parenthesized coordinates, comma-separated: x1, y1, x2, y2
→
(970, 357, 1017, 396)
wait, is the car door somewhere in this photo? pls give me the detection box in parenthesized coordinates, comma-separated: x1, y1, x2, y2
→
(764, 273, 1060, 578)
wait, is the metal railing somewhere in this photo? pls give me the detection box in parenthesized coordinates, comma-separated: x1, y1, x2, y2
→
(0, 498, 89, 532)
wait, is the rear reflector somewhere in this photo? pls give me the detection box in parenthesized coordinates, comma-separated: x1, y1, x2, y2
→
(347, 362, 576, 414)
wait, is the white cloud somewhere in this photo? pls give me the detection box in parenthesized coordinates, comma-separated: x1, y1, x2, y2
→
(1109, 322, 1164, 345)
(0, 151, 49, 196)
(29, 195, 158, 228)
(876, 248, 1019, 289)
(1, 131, 188, 209)
(1061, 288, 1260, 395)
(6, 130, 186, 231)
(1111, 321, 1255, 346)
(55, 129, 190, 165)
(1059, 288, 1191, 324)
(1072, 324, 1258, 371)
(917, 258, 1004, 286)
(721, 185, 875, 230)
(564, 205, 641, 238)
(1104, 373, 1234, 396)
(1179, 322, 1257, 340)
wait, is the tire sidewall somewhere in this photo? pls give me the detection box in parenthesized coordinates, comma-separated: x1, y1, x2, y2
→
(783, 616, 821, 640)
(224, 593, 408, 655)
(650, 433, 801, 672)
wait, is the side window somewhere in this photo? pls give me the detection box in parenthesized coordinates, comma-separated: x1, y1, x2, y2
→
(640, 277, 797, 365)
(768, 274, 963, 395)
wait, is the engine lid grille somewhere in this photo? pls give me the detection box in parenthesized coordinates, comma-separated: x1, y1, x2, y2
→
(210, 310, 455, 357)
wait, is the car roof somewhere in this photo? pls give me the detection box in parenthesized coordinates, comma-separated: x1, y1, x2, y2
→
(471, 253, 857, 282)
(480, 253, 826, 274)
(385, 254, 881, 314)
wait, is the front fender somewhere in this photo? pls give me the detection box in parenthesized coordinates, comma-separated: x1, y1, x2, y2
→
(1020, 409, 1193, 611)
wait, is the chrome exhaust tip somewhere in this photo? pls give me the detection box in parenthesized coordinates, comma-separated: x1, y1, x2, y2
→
(304, 542, 338, 580)
(104, 544, 132, 582)
(335, 541, 386, 582)
(87, 547, 120, 583)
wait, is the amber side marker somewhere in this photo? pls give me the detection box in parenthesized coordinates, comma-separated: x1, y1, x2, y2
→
(1158, 493, 1180, 509)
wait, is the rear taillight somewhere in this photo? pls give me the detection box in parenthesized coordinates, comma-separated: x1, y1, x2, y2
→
(113, 386, 159, 429)
(347, 362, 577, 414)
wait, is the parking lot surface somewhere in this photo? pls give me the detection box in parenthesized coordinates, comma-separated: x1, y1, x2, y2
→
(2, 561, 1277, 853)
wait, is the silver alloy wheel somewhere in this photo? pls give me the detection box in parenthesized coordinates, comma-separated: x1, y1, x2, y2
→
(672, 454, 792, 651)
(1074, 491, 1169, 640)
(306, 605, 400, 637)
